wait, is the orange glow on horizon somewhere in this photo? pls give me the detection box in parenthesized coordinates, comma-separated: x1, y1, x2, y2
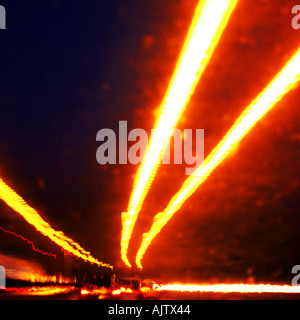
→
(0, 178, 113, 269)
(136, 47, 300, 269)
(121, 0, 239, 268)
(6, 286, 76, 296)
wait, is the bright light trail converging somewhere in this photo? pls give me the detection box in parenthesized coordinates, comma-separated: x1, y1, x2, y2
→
(153, 283, 300, 294)
(136, 47, 300, 269)
(0, 178, 113, 269)
(121, 0, 239, 268)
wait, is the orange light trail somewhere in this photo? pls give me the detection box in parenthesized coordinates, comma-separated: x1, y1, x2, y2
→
(112, 287, 133, 295)
(121, 0, 239, 268)
(136, 47, 300, 269)
(153, 283, 300, 294)
(0, 226, 57, 258)
(6, 286, 76, 296)
(0, 178, 113, 269)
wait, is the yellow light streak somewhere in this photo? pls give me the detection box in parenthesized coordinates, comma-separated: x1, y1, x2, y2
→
(153, 283, 300, 294)
(136, 47, 300, 269)
(121, 0, 239, 268)
(0, 178, 113, 269)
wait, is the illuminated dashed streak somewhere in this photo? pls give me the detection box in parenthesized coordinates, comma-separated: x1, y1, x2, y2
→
(136, 47, 300, 269)
(0, 178, 113, 269)
(153, 283, 300, 294)
(121, 0, 239, 268)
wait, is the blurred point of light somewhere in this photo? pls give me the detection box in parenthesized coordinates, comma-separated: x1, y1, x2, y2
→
(153, 283, 300, 294)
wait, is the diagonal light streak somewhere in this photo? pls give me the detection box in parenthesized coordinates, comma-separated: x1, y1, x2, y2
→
(136, 47, 300, 269)
(121, 0, 239, 268)
(0, 178, 113, 269)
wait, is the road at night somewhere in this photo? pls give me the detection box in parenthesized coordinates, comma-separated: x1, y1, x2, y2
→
(1, 0, 300, 304)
